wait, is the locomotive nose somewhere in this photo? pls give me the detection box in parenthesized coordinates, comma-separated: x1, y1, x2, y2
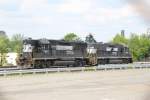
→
(16, 53, 26, 67)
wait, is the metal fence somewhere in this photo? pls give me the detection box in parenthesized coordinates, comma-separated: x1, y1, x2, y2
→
(1, 63, 150, 76)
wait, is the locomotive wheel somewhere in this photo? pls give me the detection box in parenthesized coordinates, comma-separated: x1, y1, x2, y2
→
(74, 60, 83, 67)
(46, 61, 53, 68)
(34, 61, 42, 69)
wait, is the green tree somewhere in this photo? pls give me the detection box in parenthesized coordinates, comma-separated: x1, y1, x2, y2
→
(10, 34, 24, 53)
(112, 33, 128, 45)
(63, 33, 81, 42)
(113, 33, 150, 61)
(0, 35, 10, 66)
(128, 34, 140, 60)
(85, 34, 97, 43)
(128, 33, 150, 61)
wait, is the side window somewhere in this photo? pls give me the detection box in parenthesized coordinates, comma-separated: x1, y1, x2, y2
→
(113, 48, 118, 52)
(41, 44, 49, 50)
(106, 47, 112, 52)
(120, 48, 123, 53)
(23, 44, 33, 52)
(124, 47, 129, 54)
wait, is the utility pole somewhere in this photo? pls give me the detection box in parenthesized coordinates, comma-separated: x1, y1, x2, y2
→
(121, 30, 125, 37)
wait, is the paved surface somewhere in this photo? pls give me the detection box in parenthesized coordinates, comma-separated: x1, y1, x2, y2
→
(0, 69, 150, 100)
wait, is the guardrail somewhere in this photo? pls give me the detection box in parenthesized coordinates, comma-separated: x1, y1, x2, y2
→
(1, 63, 150, 76)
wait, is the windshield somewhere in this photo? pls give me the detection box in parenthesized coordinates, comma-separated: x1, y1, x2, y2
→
(23, 44, 33, 52)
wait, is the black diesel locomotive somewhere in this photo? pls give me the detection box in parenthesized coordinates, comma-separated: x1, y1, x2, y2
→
(17, 38, 132, 68)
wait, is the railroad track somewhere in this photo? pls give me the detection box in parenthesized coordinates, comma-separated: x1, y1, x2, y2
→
(0, 65, 19, 71)
(0, 63, 150, 76)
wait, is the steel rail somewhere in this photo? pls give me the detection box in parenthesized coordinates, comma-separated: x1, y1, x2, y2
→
(0, 63, 150, 76)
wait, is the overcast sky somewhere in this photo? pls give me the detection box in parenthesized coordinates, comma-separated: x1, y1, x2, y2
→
(0, 0, 149, 42)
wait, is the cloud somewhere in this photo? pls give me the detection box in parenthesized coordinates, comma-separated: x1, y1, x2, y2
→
(56, 0, 92, 14)
(0, 0, 147, 41)
(20, 0, 50, 15)
(126, 0, 150, 24)
(50, 0, 136, 27)
(0, 0, 18, 5)
(82, 4, 136, 25)
(2, 0, 135, 25)
(0, 0, 20, 10)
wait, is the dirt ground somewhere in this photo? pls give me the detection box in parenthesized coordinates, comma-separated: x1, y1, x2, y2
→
(0, 69, 150, 100)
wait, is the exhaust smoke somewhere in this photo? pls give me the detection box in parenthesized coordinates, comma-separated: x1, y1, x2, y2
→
(126, 0, 150, 24)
